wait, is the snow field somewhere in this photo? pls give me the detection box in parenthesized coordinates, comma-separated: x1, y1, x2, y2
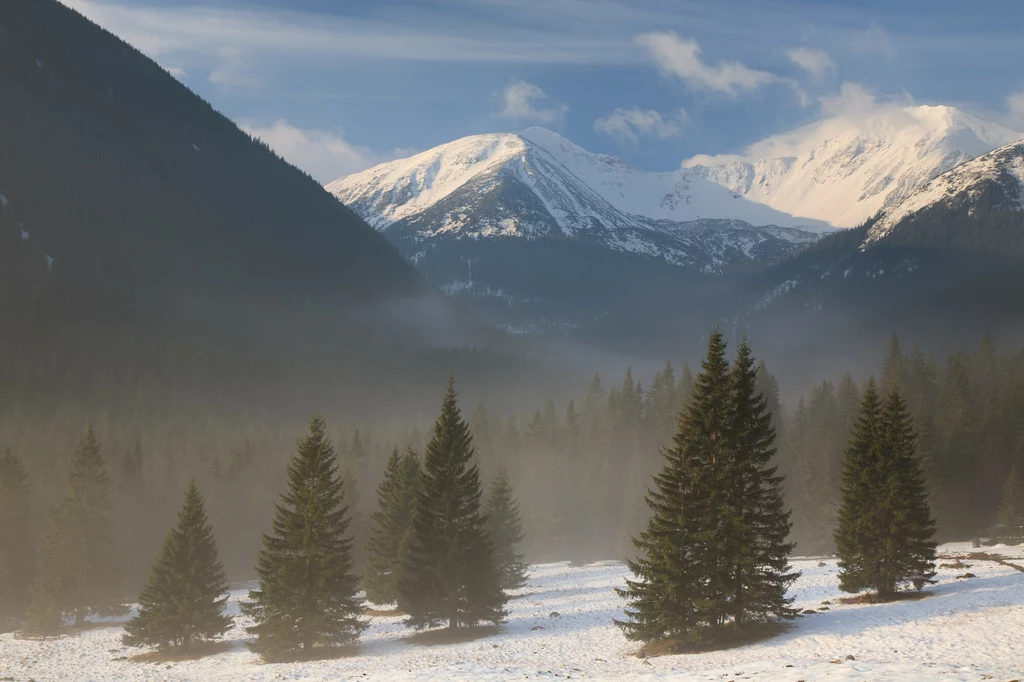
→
(2, 543, 1023, 681)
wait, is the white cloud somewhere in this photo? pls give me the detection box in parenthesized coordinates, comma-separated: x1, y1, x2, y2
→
(594, 107, 687, 146)
(1008, 90, 1024, 127)
(818, 81, 879, 118)
(60, 0, 639, 65)
(207, 47, 262, 89)
(636, 32, 774, 96)
(163, 65, 187, 80)
(496, 80, 568, 125)
(786, 47, 835, 80)
(851, 23, 896, 60)
(242, 120, 413, 183)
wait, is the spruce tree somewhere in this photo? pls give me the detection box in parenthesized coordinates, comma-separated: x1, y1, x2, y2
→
(29, 427, 121, 631)
(364, 447, 420, 605)
(872, 389, 937, 595)
(241, 415, 366, 660)
(396, 377, 506, 631)
(616, 330, 732, 643)
(484, 466, 528, 591)
(835, 380, 884, 595)
(726, 341, 798, 628)
(0, 449, 33, 630)
(993, 466, 1024, 543)
(835, 385, 937, 597)
(123, 480, 231, 651)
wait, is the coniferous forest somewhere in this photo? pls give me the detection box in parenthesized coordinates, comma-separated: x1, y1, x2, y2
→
(2, 329, 1021, 653)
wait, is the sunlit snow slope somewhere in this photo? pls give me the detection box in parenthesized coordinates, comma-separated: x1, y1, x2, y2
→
(2, 543, 1023, 681)
(685, 105, 1023, 228)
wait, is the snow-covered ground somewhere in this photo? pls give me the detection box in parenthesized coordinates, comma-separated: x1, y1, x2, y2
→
(3, 542, 1023, 681)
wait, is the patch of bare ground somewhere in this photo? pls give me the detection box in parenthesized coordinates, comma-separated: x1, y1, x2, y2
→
(967, 552, 1024, 572)
(404, 625, 501, 646)
(257, 644, 362, 663)
(635, 622, 791, 659)
(129, 640, 233, 663)
(365, 608, 407, 617)
(837, 591, 933, 605)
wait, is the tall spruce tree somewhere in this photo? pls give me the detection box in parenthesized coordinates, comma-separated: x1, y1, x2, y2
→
(0, 449, 33, 630)
(834, 380, 884, 594)
(241, 415, 366, 660)
(484, 466, 528, 591)
(726, 341, 798, 628)
(123, 480, 231, 651)
(616, 330, 732, 643)
(993, 466, 1024, 543)
(873, 389, 937, 594)
(835, 385, 937, 596)
(365, 447, 420, 605)
(29, 427, 121, 631)
(396, 377, 506, 631)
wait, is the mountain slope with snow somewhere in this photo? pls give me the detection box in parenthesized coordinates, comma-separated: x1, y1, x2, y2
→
(685, 105, 1023, 228)
(865, 139, 1024, 245)
(327, 128, 824, 271)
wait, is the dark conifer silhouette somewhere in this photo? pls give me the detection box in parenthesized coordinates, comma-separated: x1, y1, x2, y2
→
(484, 466, 528, 591)
(241, 415, 366, 660)
(123, 480, 231, 651)
(397, 377, 506, 631)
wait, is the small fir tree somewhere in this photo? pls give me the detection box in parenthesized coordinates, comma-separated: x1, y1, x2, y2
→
(397, 377, 506, 631)
(29, 427, 121, 631)
(123, 480, 231, 651)
(993, 466, 1024, 543)
(0, 449, 33, 630)
(484, 466, 528, 591)
(364, 447, 420, 605)
(241, 415, 366, 660)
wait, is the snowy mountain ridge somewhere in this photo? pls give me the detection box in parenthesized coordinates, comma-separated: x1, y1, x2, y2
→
(327, 127, 822, 270)
(865, 139, 1024, 245)
(685, 105, 1023, 228)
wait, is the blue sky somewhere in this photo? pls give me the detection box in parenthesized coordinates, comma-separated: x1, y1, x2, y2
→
(65, 0, 1024, 181)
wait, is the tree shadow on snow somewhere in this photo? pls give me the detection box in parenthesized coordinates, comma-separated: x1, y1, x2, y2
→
(403, 625, 501, 646)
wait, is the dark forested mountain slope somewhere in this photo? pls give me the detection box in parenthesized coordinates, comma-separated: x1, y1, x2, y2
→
(0, 1, 502, 395)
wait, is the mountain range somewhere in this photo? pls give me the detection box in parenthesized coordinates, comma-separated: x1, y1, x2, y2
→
(328, 108, 1024, 349)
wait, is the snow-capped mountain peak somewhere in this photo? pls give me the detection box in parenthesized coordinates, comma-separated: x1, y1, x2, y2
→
(325, 132, 528, 229)
(684, 105, 1023, 228)
(328, 127, 826, 238)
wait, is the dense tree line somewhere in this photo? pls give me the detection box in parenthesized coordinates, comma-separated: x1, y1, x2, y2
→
(781, 333, 1024, 552)
(3, 332, 1024, 638)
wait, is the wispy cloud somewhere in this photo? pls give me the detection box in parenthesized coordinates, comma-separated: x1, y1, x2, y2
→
(1007, 90, 1024, 128)
(816, 81, 914, 120)
(496, 81, 568, 125)
(818, 82, 881, 118)
(636, 32, 774, 97)
(594, 107, 687, 146)
(60, 0, 640, 66)
(851, 23, 896, 60)
(242, 120, 414, 182)
(786, 47, 835, 80)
